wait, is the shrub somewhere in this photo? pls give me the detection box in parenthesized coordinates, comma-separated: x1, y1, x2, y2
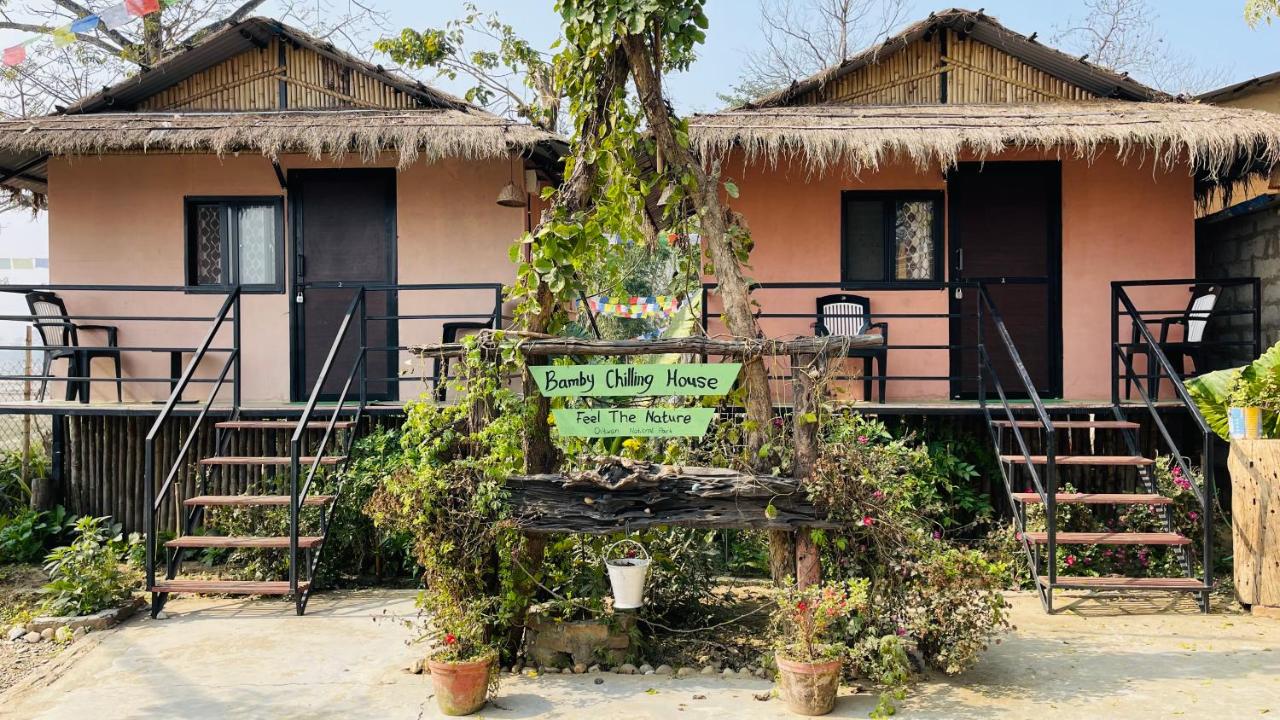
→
(810, 411, 1011, 677)
(0, 448, 48, 517)
(40, 516, 135, 616)
(0, 506, 74, 565)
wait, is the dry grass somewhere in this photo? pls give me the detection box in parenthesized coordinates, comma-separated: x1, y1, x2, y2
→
(690, 101, 1280, 197)
(0, 109, 558, 170)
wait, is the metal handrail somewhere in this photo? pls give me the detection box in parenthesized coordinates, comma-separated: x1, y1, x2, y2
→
(975, 284, 1058, 600)
(1112, 283, 1217, 608)
(142, 288, 241, 604)
(288, 288, 368, 602)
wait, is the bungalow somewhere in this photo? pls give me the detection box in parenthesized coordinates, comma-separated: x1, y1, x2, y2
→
(2, 9, 1278, 612)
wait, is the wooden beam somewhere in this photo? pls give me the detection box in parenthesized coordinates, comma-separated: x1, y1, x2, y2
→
(508, 459, 837, 534)
(413, 333, 883, 359)
(1269, 164, 1280, 192)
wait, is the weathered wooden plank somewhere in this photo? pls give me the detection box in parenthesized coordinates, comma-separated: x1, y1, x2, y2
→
(413, 333, 882, 359)
(508, 458, 836, 534)
(1229, 440, 1280, 608)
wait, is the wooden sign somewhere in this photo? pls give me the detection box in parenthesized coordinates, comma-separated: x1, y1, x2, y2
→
(551, 407, 715, 437)
(533, 363, 739, 438)
(530, 363, 741, 397)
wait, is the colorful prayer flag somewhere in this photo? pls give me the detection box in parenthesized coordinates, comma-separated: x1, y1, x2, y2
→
(98, 3, 133, 29)
(52, 26, 77, 48)
(125, 0, 161, 16)
(70, 15, 100, 33)
(2, 45, 26, 67)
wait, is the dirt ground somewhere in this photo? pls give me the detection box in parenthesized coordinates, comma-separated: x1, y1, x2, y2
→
(1, 588, 1278, 720)
(0, 565, 59, 695)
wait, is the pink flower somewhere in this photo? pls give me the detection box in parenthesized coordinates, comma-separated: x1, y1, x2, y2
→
(861, 516, 875, 527)
(1065, 555, 1077, 567)
(896, 627, 907, 637)
(857, 435, 869, 445)
(772, 417, 784, 428)
(872, 490, 885, 500)
(932, 531, 942, 540)
(1188, 511, 1200, 522)
(1015, 531, 1023, 541)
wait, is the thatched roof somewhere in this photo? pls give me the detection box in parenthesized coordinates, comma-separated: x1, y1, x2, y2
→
(753, 8, 1165, 108)
(689, 102, 1280, 196)
(0, 109, 559, 174)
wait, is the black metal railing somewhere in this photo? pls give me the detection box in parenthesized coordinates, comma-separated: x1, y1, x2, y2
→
(975, 285, 1057, 609)
(0, 285, 240, 405)
(1113, 280, 1224, 611)
(143, 287, 242, 612)
(299, 281, 504, 401)
(284, 282, 503, 613)
(699, 281, 986, 401)
(288, 288, 368, 614)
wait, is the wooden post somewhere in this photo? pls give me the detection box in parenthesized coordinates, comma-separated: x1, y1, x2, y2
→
(792, 352, 822, 589)
(21, 326, 31, 497)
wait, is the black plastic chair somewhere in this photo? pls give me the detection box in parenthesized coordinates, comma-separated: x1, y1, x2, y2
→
(1124, 284, 1221, 400)
(26, 291, 122, 403)
(815, 293, 889, 402)
(432, 318, 498, 402)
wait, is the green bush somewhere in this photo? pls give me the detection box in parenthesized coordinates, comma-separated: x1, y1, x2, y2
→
(40, 516, 136, 616)
(0, 506, 74, 565)
(0, 448, 48, 517)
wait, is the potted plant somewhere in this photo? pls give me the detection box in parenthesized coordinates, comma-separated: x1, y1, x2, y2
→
(425, 602, 499, 716)
(1188, 341, 1280, 440)
(772, 579, 867, 716)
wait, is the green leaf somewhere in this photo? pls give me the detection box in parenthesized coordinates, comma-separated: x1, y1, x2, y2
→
(723, 180, 739, 199)
(1188, 367, 1242, 442)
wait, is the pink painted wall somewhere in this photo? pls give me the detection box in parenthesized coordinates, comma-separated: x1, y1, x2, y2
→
(715, 147, 1195, 402)
(46, 152, 526, 402)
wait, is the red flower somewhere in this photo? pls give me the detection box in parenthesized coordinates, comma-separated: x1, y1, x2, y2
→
(862, 516, 875, 527)
(796, 601, 809, 612)
(444, 633, 457, 646)
(1065, 555, 1076, 567)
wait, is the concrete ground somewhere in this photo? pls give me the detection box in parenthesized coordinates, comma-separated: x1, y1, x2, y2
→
(2, 590, 1278, 720)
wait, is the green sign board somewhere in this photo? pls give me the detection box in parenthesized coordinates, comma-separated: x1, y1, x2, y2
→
(551, 408, 715, 437)
(530, 363, 741, 398)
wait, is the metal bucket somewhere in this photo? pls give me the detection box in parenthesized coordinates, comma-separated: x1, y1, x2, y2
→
(605, 539, 650, 610)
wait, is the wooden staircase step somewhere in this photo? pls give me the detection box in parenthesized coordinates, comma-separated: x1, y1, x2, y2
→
(216, 420, 355, 430)
(184, 495, 335, 507)
(150, 580, 310, 595)
(1012, 493, 1173, 505)
(992, 420, 1140, 430)
(1001, 454, 1154, 466)
(1038, 576, 1209, 590)
(1024, 531, 1191, 546)
(165, 536, 324, 549)
(199, 456, 346, 466)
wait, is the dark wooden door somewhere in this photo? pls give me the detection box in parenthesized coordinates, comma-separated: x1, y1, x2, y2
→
(949, 162, 1061, 399)
(290, 169, 397, 401)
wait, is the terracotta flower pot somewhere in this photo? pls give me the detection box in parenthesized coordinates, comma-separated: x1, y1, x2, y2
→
(776, 655, 842, 716)
(427, 655, 493, 716)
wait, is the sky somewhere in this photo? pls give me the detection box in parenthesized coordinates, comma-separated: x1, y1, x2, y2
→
(0, 0, 1277, 252)
(362, 0, 1280, 115)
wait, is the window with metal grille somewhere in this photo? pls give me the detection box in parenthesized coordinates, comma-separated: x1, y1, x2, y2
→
(184, 197, 284, 293)
(841, 191, 944, 284)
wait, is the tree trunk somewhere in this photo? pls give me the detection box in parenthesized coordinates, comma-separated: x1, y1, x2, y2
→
(621, 33, 787, 581)
(505, 48, 631, 661)
(791, 353, 822, 589)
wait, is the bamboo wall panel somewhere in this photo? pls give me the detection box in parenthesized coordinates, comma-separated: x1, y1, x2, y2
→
(57, 412, 1199, 537)
(61, 415, 395, 535)
(793, 31, 1097, 106)
(137, 39, 419, 112)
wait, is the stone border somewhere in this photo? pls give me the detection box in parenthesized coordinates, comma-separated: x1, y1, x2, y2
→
(23, 597, 144, 634)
